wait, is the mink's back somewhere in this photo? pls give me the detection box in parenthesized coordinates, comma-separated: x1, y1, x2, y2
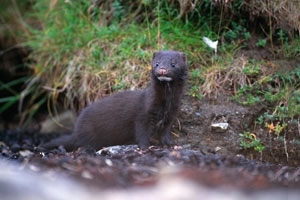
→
(72, 90, 146, 149)
(43, 90, 146, 150)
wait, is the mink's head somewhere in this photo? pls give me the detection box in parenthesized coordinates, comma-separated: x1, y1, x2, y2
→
(151, 50, 188, 82)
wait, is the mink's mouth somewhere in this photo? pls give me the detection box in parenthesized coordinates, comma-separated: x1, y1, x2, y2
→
(157, 76, 173, 81)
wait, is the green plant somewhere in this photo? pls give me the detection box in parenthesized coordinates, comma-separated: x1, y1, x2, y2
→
(232, 84, 262, 106)
(222, 20, 251, 47)
(189, 85, 202, 99)
(239, 132, 265, 153)
(242, 62, 261, 77)
(112, 78, 127, 91)
(0, 77, 27, 114)
(276, 29, 289, 45)
(265, 122, 287, 137)
(188, 68, 203, 99)
(281, 37, 300, 57)
(255, 39, 267, 48)
(256, 115, 264, 125)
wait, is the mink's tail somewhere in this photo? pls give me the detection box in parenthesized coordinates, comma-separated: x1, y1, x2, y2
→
(41, 134, 77, 151)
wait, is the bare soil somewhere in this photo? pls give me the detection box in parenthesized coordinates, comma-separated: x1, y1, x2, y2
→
(178, 94, 300, 167)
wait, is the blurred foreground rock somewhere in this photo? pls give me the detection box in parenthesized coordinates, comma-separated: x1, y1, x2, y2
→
(1, 158, 300, 200)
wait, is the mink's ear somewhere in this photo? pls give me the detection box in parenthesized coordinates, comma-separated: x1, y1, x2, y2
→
(152, 51, 159, 60)
(180, 52, 188, 68)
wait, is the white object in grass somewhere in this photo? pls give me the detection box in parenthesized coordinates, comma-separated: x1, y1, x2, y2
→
(202, 36, 218, 55)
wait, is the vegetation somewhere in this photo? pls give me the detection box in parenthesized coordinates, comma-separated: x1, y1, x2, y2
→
(239, 131, 265, 154)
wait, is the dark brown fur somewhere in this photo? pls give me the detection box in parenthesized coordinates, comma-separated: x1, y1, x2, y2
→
(42, 50, 188, 151)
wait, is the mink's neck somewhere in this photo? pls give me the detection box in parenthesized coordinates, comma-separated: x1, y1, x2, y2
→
(149, 77, 185, 107)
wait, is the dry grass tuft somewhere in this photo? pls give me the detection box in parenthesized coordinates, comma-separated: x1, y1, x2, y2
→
(244, 0, 300, 35)
(201, 55, 254, 98)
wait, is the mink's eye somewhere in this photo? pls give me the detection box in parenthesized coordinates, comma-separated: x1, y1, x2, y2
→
(155, 62, 159, 67)
(170, 63, 176, 67)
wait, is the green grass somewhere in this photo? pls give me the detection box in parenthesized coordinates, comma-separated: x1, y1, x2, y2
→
(23, 0, 213, 113)
(232, 63, 300, 118)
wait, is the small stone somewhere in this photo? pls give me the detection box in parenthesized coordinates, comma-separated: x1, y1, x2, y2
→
(81, 170, 93, 179)
(19, 150, 33, 157)
(10, 143, 21, 153)
(29, 165, 40, 172)
(105, 159, 113, 167)
(211, 122, 229, 132)
(215, 146, 222, 152)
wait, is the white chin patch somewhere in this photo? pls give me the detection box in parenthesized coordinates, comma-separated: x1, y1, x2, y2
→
(157, 76, 173, 81)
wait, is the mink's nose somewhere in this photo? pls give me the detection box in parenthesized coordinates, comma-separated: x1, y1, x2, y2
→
(158, 68, 167, 75)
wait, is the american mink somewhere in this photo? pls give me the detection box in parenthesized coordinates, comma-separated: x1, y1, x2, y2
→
(42, 50, 188, 151)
